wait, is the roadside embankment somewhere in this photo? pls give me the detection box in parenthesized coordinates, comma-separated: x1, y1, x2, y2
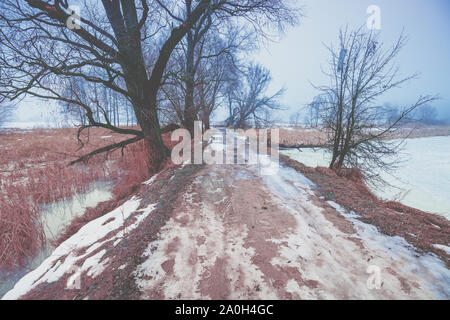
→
(280, 154, 450, 267)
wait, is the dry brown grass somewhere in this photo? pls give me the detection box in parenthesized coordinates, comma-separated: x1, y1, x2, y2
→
(0, 127, 174, 270)
(278, 127, 326, 146)
(386, 125, 450, 139)
(277, 125, 450, 147)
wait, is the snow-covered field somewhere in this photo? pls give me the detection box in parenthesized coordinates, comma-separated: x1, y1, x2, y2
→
(281, 136, 450, 219)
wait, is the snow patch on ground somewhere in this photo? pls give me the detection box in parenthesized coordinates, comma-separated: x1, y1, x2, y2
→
(143, 172, 159, 185)
(328, 201, 450, 298)
(433, 244, 450, 255)
(2, 197, 157, 300)
(253, 149, 449, 299)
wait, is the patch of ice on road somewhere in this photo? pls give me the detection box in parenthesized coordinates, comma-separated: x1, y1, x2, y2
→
(260, 163, 315, 201)
(285, 279, 315, 299)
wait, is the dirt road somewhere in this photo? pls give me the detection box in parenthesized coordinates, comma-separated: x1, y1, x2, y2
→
(134, 131, 449, 299)
(3, 131, 449, 299)
(134, 164, 449, 299)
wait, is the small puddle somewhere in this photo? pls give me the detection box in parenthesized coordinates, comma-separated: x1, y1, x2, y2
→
(0, 181, 112, 298)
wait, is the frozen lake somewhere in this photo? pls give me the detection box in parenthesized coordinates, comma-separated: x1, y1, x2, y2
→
(281, 136, 450, 219)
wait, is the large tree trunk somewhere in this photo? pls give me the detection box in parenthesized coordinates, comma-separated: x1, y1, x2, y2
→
(204, 113, 211, 131)
(183, 29, 196, 136)
(183, 108, 196, 136)
(329, 103, 344, 169)
(102, 0, 169, 171)
(139, 94, 168, 172)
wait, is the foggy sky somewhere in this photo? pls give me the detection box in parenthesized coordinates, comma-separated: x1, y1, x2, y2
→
(253, 0, 450, 122)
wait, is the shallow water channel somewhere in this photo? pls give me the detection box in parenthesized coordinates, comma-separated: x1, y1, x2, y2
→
(0, 182, 112, 298)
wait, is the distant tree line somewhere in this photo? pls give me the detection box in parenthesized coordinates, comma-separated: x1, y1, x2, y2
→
(383, 104, 448, 126)
(303, 100, 447, 128)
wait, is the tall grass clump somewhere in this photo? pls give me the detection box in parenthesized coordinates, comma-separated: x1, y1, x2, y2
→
(54, 133, 177, 247)
(0, 195, 44, 270)
(0, 128, 176, 269)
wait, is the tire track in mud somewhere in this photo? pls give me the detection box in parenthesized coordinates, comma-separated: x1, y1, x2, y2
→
(133, 159, 450, 299)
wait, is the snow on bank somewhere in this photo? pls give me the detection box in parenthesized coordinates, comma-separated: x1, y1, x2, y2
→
(257, 148, 450, 298)
(328, 201, 450, 298)
(0, 184, 113, 298)
(2, 197, 157, 300)
(433, 244, 450, 255)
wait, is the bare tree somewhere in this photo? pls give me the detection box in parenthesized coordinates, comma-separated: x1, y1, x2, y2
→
(306, 93, 333, 128)
(226, 63, 284, 129)
(60, 77, 138, 127)
(0, 0, 300, 169)
(314, 27, 437, 184)
(161, 20, 245, 133)
(196, 46, 237, 130)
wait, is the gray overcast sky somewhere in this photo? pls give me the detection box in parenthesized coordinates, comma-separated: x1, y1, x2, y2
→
(252, 0, 450, 122)
(10, 0, 450, 124)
